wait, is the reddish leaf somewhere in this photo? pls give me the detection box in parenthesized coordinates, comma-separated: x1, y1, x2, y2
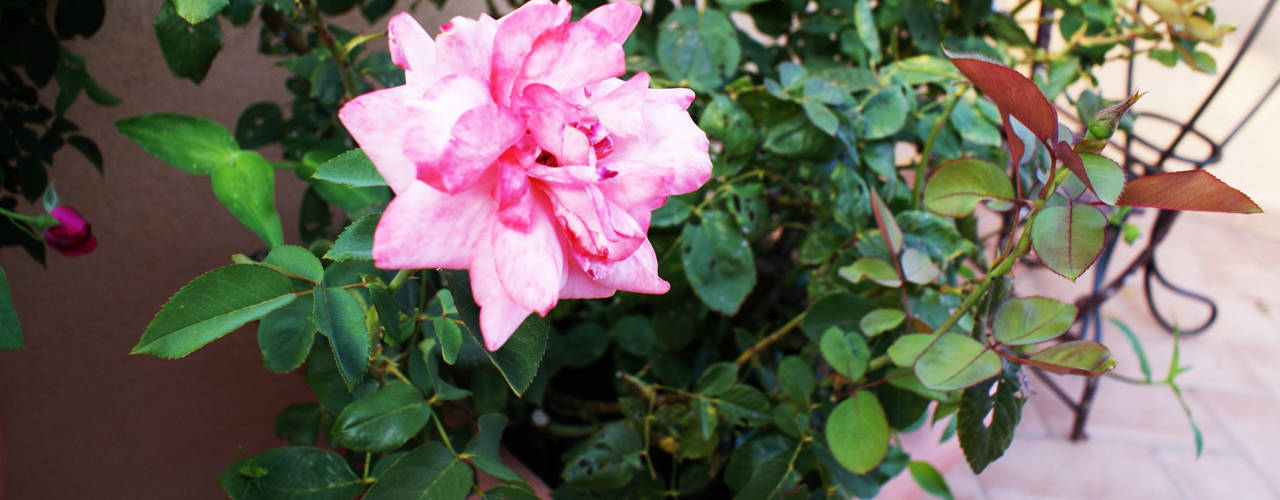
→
(1023, 340, 1116, 376)
(944, 49, 1057, 166)
(1117, 170, 1262, 214)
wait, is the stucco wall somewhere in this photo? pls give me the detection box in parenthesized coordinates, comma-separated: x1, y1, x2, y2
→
(0, 1, 477, 497)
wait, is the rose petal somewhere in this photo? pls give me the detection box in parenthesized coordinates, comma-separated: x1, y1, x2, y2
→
(594, 239, 669, 294)
(581, 1, 642, 44)
(588, 72, 648, 137)
(415, 102, 524, 193)
(338, 85, 436, 193)
(469, 237, 535, 350)
(609, 92, 711, 195)
(547, 184, 644, 266)
(434, 14, 499, 84)
(490, 197, 566, 314)
(373, 181, 492, 269)
(387, 13, 439, 88)
(516, 20, 624, 95)
(489, 0, 571, 105)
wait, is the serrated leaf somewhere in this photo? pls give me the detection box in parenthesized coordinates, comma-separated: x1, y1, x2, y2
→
(258, 294, 316, 373)
(365, 442, 473, 500)
(1030, 204, 1106, 280)
(1117, 170, 1261, 214)
(923, 158, 1015, 217)
(265, 244, 324, 282)
(326, 213, 379, 261)
(914, 333, 1002, 391)
(212, 151, 284, 248)
(313, 285, 370, 389)
(681, 210, 756, 315)
(957, 374, 1024, 473)
(825, 391, 890, 474)
(218, 447, 363, 500)
(992, 297, 1077, 346)
(1025, 340, 1116, 376)
(332, 383, 432, 452)
(945, 48, 1057, 166)
(134, 265, 296, 358)
(115, 113, 238, 175)
(313, 149, 388, 188)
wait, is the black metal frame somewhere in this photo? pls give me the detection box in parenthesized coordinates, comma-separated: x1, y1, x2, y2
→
(1031, 0, 1280, 441)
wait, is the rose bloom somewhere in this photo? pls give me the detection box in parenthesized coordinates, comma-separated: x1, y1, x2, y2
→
(44, 206, 97, 257)
(339, 1, 711, 350)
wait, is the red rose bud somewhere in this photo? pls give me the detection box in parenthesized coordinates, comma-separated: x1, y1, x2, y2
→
(43, 206, 97, 257)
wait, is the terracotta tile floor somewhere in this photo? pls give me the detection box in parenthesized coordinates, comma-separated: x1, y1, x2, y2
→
(929, 2, 1280, 497)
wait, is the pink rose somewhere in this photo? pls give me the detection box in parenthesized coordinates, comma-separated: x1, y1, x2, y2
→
(44, 206, 97, 257)
(339, 1, 711, 350)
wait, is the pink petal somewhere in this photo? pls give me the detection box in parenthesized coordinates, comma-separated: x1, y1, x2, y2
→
(413, 102, 524, 193)
(518, 84, 597, 165)
(594, 240, 669, 294)
(338, 86, 437, 193)
(490, 198, 566, 314)
(496, 155, 534, 232)
(597, 160, 675, 213)
(489, 0, 571, 106)
(588, 72, 648, 138)
(434, 15, 499, 84)
(547, 184, 645, 267)
(581, 1, 642, 44)
(469, 237, 535, 350)
(516, 21, 624, 95)
(387, 13, 438, 88)
(372, 181, 493, 269)
(559, 259, 617, 299)
(608, 92, 711, 195)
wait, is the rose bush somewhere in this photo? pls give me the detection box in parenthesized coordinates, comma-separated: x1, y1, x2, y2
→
(340, 2, 710, 349)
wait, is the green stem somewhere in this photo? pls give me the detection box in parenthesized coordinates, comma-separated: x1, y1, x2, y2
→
(735, 312, 807, 367)
(387, 269, 414, 294)
(299, 0, 359, 100)
(913, 84, 968, 207)
(0, 207, 37, 223)
(362, 452, 372, 479)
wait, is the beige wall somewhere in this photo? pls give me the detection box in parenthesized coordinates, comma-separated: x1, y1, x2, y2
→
(0, 1, 478, 497)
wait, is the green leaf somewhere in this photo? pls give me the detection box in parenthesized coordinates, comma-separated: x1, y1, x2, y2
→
(763, 114, 838, 160)
(368, 282, 403, 342)
(909, 461, 954, 500)
(174, 0, 229, 24)
(212, 151, 285, 248)
(948, 97, 1002, 148)
(888, 334, 935, 367)
(331, 383, 432, 452)
(219, 447, 364, 500)
(900, 248, 940, 285)
(1030, 204, 1106, 280)
(696, 362, 738, 396)
(923, 158, 1016, 217)
(562, 424, 645, 489)
(442, 271, 546, 395)
(365, 442, 473, 500)
(656, 7, 741, 92)
(852, 0, 880, 64)
(715, 385, 771, 425)
(825, 391, 890, 474)
(820, 327, 870, 381)
(957, 373, 1024, 473)
(802, 100, 839, 136)
(0, 267, 22, 349)
(313, 149, 387, 188)
(133, 265, 296, 358)
(265, 245, 324, 282)
(1076, 152, 1125, 205)
(1026, 340, 1116, 376)
(883, 55, 960, 86)
(801, 293, 874, 340)
(153, 0, 223, 83)
(777, 355, 815, 401)
(66, 136, 103, 173)
(313, 285, 370, 389)
(861, 86, 909, 139)
(992, 297, 1077, 345)
(235, 102, 284, 149)
(838, 257, 901, 287)
(869, 189, 902, 255)
(274, 403, 326, 446)
(258, 294, 316, 373)
(432, 317, 462, 365)
(306, 341, 378, 413)
(681, 210, 756, 315)
(326, 213, 379, 261)
(699, 95, 758, 157)
(860, 308, 905, 337)
(115, 113, 238, 175)
(914, 333, 1002, 391)
(464, 414, 524, 483)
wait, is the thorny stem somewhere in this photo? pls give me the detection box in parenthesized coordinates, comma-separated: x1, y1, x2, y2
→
(299, 0, 359, 101)
(914, 84, 969, 206)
